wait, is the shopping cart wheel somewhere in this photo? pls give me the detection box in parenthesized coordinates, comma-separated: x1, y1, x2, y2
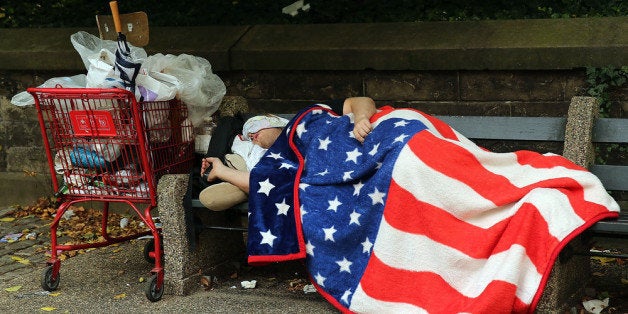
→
(145, 273, 164, 302)
(143, 236, 164, 264)
(42, 265, 60, 291)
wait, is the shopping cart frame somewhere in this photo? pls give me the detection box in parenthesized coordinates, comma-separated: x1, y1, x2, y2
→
(28, 87, 193, 301)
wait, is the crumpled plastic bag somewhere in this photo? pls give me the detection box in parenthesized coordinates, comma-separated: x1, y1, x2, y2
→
(582, 298, 609, 314)
(10, 75, 86, 107)
(142, 53, 226, 127)
(71, 31, 147, 71)
(12, 32, 225, 128)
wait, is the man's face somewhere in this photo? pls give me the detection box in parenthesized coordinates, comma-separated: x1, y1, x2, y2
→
(249, 127, 280, 149)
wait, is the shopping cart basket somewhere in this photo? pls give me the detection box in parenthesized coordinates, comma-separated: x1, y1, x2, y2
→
(28, 87, 194, 301)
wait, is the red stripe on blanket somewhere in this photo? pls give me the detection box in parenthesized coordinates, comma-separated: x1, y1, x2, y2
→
(406, 131, 593, 207)
(359, 253, 529, 313)
(514, 150, 585, 171)
(384, 179, 560, 267)
(415, 111, 460, 141)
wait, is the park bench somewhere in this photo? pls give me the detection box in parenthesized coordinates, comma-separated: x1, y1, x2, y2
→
(157, 96, 626, 312)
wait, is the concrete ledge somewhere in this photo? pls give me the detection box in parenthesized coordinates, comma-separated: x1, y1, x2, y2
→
(0, 172, 54, 207)
(232, 17, 628, 70)
(146, 26, 250, 71)
(1, 17, 625, 72)
(0, 26, 249, 72)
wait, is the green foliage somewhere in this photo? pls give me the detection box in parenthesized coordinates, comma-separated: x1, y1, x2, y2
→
(585, 66, 628, 117)
(1, 0, 627, 28)
(587, 66, 627, 166)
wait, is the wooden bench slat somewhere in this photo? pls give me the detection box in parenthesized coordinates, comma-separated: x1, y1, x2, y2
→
(590, 165, 628, 191)
(435, 116, 566, 141)
(593, 118, 628, 143)
(588, 211, 628, 234)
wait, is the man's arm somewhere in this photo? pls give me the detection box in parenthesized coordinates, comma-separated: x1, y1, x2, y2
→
(343, 97, 377, 143)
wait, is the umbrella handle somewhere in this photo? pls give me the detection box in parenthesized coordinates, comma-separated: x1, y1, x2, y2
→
(109, 1, 122, 33)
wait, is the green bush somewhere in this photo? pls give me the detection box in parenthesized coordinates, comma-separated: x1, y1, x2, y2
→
(1, 0, 626, 28)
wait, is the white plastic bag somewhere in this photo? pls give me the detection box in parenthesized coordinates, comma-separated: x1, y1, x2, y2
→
(84, 48, 125, 90)
(70, 31, 147, 71)
(10, 75, 87, 107)
(142, 53, 226, 126)
(72, 31, 177, 102)
(135, 70, 179, 102)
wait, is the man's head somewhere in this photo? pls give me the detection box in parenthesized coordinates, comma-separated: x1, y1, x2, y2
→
(242, 114, 289, 149)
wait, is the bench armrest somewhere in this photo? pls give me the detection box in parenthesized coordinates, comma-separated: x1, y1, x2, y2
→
(562, 96, 599, 168)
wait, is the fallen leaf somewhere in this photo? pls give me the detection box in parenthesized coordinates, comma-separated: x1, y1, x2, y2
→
(0, 217, 15, 222)
(23, 170, 37, 177)
(138, 277, 145, 283)
(40, 307, 56, 311)
(49, 292, 61, 297)
(200, 276, 212, 290)
(591, 256, 615, 266)
(5, 285, 22, 292)
(113, 293, 126, 299)
(10, 256, 31, 265)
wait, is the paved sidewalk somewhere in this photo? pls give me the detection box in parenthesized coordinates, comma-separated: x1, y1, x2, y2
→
(0, 206, 337, 313)
(2, 204, 626, 313)
(0, 207, 52, 284)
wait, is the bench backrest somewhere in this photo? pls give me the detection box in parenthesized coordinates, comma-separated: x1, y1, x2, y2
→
(255, 101, 627, 194)
(439, 115, 627, 193)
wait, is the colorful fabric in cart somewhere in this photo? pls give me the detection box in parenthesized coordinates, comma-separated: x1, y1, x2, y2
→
(246, 105, 620, 313)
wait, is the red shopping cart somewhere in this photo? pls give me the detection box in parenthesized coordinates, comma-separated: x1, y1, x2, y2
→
(28, 87, 194, 301)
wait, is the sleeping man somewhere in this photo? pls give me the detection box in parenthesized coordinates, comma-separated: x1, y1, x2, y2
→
(200, 96, 377, 194)
(199, 97, 619, 313)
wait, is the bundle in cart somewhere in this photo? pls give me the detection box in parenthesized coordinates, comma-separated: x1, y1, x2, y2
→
(28, 87, 194, 301)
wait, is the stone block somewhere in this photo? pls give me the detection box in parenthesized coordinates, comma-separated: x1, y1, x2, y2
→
(400, 101, 570, 117)
(460, 71, 573, 102)
(0, 95, 38, 122)
(364, 71, 458, 101)
(0, 172, 54, 207)
(219, 71, 274, 100)
(6, 147, 48, 173)
(157, 174, 245, 296)
(246, 99, 319, 115)
(271, 71, 363, 100)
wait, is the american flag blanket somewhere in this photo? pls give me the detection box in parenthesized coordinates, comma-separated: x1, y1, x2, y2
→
(247, 105, 619, 313)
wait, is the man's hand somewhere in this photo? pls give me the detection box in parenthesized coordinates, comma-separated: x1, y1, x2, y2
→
(201, 157, 226, 182)
(353, 117, 373, 143)
(343, 97, 376, 143)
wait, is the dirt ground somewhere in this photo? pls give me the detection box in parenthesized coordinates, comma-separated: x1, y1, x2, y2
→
(580, 236, 627, 314)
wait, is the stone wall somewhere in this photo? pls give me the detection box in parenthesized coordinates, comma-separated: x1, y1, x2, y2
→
(0, 17, 626, 206)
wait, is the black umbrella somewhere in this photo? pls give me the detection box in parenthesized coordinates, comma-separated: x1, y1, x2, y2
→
(109, 0, 141, 93)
